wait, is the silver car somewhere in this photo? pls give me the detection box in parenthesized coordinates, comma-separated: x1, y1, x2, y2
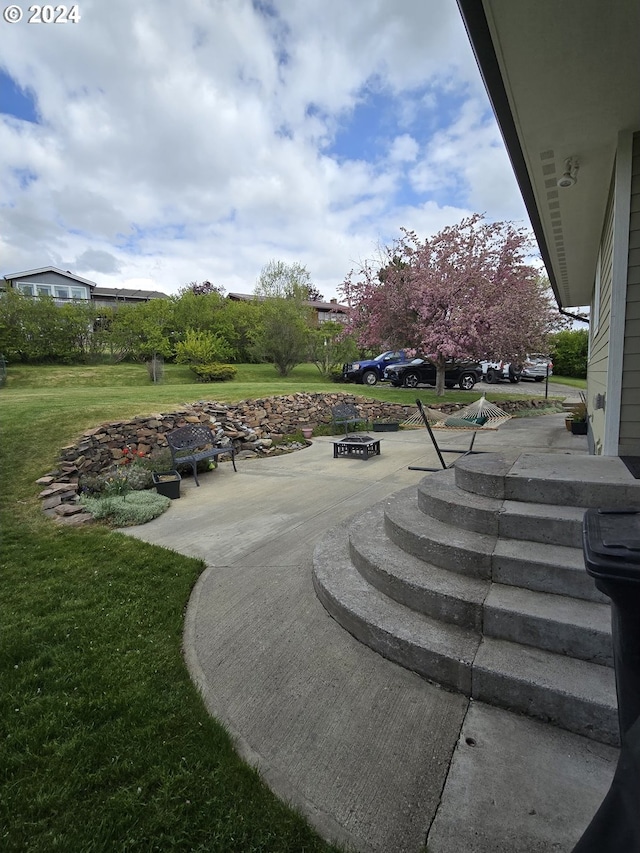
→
(521, 354, 553, 382)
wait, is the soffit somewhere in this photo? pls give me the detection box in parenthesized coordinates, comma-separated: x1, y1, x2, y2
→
(480, 0, 640, 307)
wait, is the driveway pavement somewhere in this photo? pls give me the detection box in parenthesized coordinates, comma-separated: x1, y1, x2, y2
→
(123, 412, 615, 853)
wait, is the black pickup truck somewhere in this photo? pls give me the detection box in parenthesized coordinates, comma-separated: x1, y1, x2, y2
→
(384, 358, 482, 390)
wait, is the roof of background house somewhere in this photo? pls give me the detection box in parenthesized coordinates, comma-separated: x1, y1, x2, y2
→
(92, 287, 168, 300)
(227, 292, 348, 311)
(3, 267, 97, 287)
(3, 267, 167, 300)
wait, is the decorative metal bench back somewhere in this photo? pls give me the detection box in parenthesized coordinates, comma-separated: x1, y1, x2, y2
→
(167, 424, 215, 452)
(331, 403, 367, 434)
(332, 403, 362, 421)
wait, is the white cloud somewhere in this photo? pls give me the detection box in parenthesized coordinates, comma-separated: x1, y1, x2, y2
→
(389, 134, 419, 163)
(0, 0, 530, 300)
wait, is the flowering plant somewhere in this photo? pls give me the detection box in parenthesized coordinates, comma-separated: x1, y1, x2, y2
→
(121, 446, 146, 465)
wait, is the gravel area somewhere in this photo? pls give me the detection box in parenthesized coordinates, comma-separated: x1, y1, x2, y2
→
(479, 379, 581, 398)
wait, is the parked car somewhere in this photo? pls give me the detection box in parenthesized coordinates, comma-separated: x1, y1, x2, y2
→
(342, 350, 409, 386)
(384, 358, 482, 390)
(521, 354, 553, 382)
(480, 360, 522, 384)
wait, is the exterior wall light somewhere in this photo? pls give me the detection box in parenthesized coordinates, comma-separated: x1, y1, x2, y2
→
(558, 157, 579, 188)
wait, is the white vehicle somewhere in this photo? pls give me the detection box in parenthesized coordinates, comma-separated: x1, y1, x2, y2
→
(480, 360, 521, 384)
(521, 354, 553, 382)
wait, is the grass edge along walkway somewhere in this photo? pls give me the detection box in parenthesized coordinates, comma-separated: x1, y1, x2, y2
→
(1, 522, 345, 852)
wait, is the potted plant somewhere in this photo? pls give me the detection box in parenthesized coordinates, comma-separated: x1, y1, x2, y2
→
(372, 418, 400, 432)
(152, 470, 182, 499)
(570, 400, 588, 435)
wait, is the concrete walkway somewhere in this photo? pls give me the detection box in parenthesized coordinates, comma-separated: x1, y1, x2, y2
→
(124, 414, 618, 853)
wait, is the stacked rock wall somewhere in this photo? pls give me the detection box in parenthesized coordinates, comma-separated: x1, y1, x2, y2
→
(57, 393, 418, 475)
(55, 391, 553, 478)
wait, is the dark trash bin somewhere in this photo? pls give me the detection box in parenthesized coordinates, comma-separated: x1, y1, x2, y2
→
(583, 508, 640, 738)
(572, 508, 640, 853)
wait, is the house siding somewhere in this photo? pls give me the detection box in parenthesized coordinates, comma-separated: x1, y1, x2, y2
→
(619, 133, 640, 454)
(587, 180, 615, 455)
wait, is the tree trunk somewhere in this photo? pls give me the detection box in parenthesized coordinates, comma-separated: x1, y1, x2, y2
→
(435, 361, 446, 396)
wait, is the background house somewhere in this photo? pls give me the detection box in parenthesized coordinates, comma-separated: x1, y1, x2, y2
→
(2, 267, 167, 305)
(227, 292, 348, 326)
(458, 0, 639, 459)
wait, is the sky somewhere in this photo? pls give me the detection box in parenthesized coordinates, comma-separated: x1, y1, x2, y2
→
(0, 0, 531, 302)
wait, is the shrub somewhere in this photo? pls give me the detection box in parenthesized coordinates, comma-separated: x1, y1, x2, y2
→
(175, 329, 233, 365)
(78, 472, 109, 496)
(190, 363, 238, 382)
(550, 329, 588, 378)
(122, 461, 153, 490)
(80, 491, 171, 526)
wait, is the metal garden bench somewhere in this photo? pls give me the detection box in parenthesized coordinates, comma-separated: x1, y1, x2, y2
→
(166, 424, 237, 486)
(331, 402, 368, 436)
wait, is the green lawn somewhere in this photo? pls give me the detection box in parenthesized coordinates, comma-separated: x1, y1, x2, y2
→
(0, 362, 567, 851)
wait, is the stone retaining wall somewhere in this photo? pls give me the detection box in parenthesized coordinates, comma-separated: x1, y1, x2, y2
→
(54, 391, 553, 477)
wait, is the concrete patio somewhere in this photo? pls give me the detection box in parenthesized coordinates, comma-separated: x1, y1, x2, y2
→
(124, 413, 622, 853)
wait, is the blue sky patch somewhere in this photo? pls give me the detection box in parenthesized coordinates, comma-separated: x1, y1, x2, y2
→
(330, 84, 468, 163)
(0, 70, 39, 123)
(13, 168, 38, 190)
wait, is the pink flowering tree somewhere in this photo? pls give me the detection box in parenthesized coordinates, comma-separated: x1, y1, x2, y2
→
(340, 215, 564, 395)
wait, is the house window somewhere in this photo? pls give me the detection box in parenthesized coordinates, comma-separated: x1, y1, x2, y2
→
(36, 284, 53, 297)
(17, 282, 34, 296)
(70, 287, 87, 300)
(54, 286, 69, 299)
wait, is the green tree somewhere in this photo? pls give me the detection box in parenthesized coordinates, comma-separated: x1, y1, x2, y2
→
(549, 328, 588, 378)
(108, 300, 174, 361)
(255, 260, 312, 301)
(0, 289, 29, 360)
(0, 290, 109, 363)
(172, 289, 228, 332)
(251, 261, 314, 376)
(308, 321, 358, 377)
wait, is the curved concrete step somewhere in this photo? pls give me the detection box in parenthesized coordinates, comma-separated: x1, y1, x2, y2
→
(499, 500, 584, 547)
(348, 504, 488, 630)
(417, 469, 586, 546)
(312, 524, 478, 693)
(352, 505, 611, 664)
(455, 452, 640, 507)
(484, 584, 612, 666)
(493, 538, 607, 603)
(385, 487, 604, 599)
(474, 638, 618, 745)
(417, 469, 502, 535)
(312, 525, 618, 744)
(384, 488, 495, 579)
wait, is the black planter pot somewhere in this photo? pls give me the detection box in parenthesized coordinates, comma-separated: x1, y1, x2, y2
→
(152, 470, 181, 499)
(372, 422, 400, 432)
(571, 421, 588, 435)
